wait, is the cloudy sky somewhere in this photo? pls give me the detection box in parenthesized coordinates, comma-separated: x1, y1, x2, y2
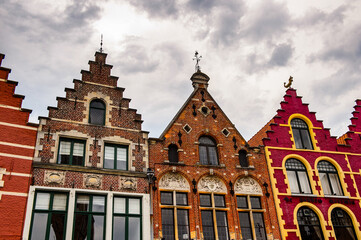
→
(1, 0, 360, 140)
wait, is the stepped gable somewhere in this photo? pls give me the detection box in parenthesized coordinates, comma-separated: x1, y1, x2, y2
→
(253, 88, 338, 151)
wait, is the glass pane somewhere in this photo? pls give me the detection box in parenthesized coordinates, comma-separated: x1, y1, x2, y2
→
(129, 217, 141, 240)
(199, 137, 215, 145)
(30, 213, 48, 240)
(76, 195, 90, 212)
(250, 197, 261, 209)
(59, 155, 70, 164)
(239, 151, 248, 167)
(237, 196, 248, 209)
(201, 211, 215, 240)
(90, 100, 105, 109)
(114, 197, 126, 214)
(59, 141, 71, 155)
(300, 129, 313, 149)
(104, 146, 115, 160)
(253, 213, 266, 240)
(49, 213, 66, 240)
(104, 158, 114, 169)
(73, 143, 84, 156)
(113, 216, 125, 240)
(176, 193, 188, 206)
(216, 211, 229, 240)
(200, 194, 211, 207)
(286, 159, 306, 170)
(199, 146, 208, 165)
(117, 148, 127, 170)
(208, 147, 218, 165)
(93, 196, 105, 212)
(292, 129, 303, 149)
(129, 198, 140, 214)
(177, 210, 190, 240)
(319, 173, 332, 195)
(90, 108, 105, 125)
(72, 155, 84, 166)
(35, 192, 50, 210)
(161, 192, 173, 205)
(53, 193, 67, 211)
(298, 171, 312, 194)
(330, 173, 343, 195)
(214, 195, 225, 207)
(239, 212, 252, 240)
(91, 215, 105, 240)
(299, 225, 323, 240)
(287, 170, 300, 193)
(162, 209, 175, 240)
(168, 145, 179, 163)
(74, 214, 88, 240)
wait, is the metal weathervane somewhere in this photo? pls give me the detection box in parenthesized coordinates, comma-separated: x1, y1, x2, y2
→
(100, 34, 103, 53)
(284, 76, 293, 88)
(193, 51, 202, 72)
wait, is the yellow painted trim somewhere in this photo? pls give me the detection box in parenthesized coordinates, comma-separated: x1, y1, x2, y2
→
(314, 157, 350, 197)
(327, 204, 361, 240)
(266, 146, 361, 156)
(293, 203, 329, 239)
(282, 154, 318, 195)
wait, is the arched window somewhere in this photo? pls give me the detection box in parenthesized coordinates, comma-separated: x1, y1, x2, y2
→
(199, 136, 218, 165)
(317, 161, 343, 196)
(238, 150, 248, 167)
(168, 144, 179, 163)
(297, 207, 324, 240)
(89, 99, 105, 125)
(285, 159, 311, 194)
(331, 208, 357, 240)
(291, 118, 313, 150)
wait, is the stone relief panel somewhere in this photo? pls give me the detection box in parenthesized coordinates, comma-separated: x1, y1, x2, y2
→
(119, 177, 137, 190)
(84, 174, 102, 188)
(159, 173, 190, 191)
(235, 177, 262, 195)
(198, 176, 227, 193)
(44, 170, 65, 185)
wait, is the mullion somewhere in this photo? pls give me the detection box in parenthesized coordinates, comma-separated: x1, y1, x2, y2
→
(44, 194, 55, 239)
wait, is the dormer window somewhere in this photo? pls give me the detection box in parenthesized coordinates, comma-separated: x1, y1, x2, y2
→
(291, 118, 313, 149)
(89, 99, 105, 125)
(238, 150, 249, 167)
(199, 136, 218, 165)
(168, 144, 179, 163)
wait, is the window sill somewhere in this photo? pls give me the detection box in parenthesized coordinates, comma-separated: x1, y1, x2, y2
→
(324, 195, 348, 199)
(196, 163, 226, 168)
(163, 161, 185, 166)
(291, 193, 317, 197)
(236, 165, 255, 170)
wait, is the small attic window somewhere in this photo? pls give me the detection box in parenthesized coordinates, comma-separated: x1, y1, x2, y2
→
(183, 124, 192, 134)
(89, 99, 105, 125)
(201, 107, 209, 115)
(222, 128, 230, 137)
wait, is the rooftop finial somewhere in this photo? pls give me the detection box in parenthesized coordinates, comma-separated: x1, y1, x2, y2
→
(193, 51, 202, 72)
(284, 76, 293, 88)
(100, 34, 103, 53)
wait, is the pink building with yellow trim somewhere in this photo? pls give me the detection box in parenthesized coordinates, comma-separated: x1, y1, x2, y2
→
(249, 88, 361, 240)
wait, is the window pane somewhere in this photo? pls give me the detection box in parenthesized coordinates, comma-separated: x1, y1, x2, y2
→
(201, 211, 215, 240)
(297, 207, 323, 240)
(30, 213, 48, 240)
(177, 209, 190, 240)
(74, 214, 88, 240)
(239, 212, 252, 240)
(292, 129, 303, 149)
(208, 147, 218, 165)
(214, 195, 225, 207)
(287, 170, 300, 193)
(113, 216, 125, 240)
(199, 137, 215, 145)
(237, 196, 248, 209)
(35, 192, 50, 210)
(162, 209, 175, 240)
(129, 198, 140, 214)
(91, 215, 105, 240)
(332, 208, 357, 240)
(298, 171, 312, 194)
(93, 196, 105, 212)
(117, 147, 127, 170)
(319, 173, 332, 195)
(253, 213, 266, 240)
(216, 211, 229, 240)
(129, 217, 141, 240)
(90, 108, 105, 125)
(300, 129, 313, 149)
(239, 151, 248, 167)
(330, 173, 343, 195)
(49, 213, 66, 240)
(114, 197, 126, 214)
(199, 146, 208, 165)
(161, 192, 173, 205)
(73, 143, 84, 156)
(250, 197, 261, 209)
(59, 141, 71, 154)
(168, 145, 179, 163)
(176, 193, 188, 206)
(76, 195, 90, 212)
(53, 193, 67, 211)
(200, 194, 211, 207)
(104, 146, 115, 169)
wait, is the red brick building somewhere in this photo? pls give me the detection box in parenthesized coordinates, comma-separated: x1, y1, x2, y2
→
(22, 51, 151, 240)
(149, 70, 281, 240)
(249, 87, 361, 240)
(0, 53, 38, 239)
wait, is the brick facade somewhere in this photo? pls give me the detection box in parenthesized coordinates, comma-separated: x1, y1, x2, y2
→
(249, 88, 361, 240)
(149, 70, 281, 240)
(0, 53, 38, 239)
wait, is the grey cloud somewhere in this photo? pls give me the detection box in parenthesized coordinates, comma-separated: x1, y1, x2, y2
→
(268, 43, 293, 67)
(128, 0, 178, 18)
(295, 5, 347, 27)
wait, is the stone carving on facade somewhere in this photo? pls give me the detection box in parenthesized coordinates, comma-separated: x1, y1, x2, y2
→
(84, 174, 102, 188)
(119, 177, 137, 190)
(198, 176, 227, 193)
(159, 173, 190, 190)
(44, 170, 65, 185)
(235, 177, 262, 195)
